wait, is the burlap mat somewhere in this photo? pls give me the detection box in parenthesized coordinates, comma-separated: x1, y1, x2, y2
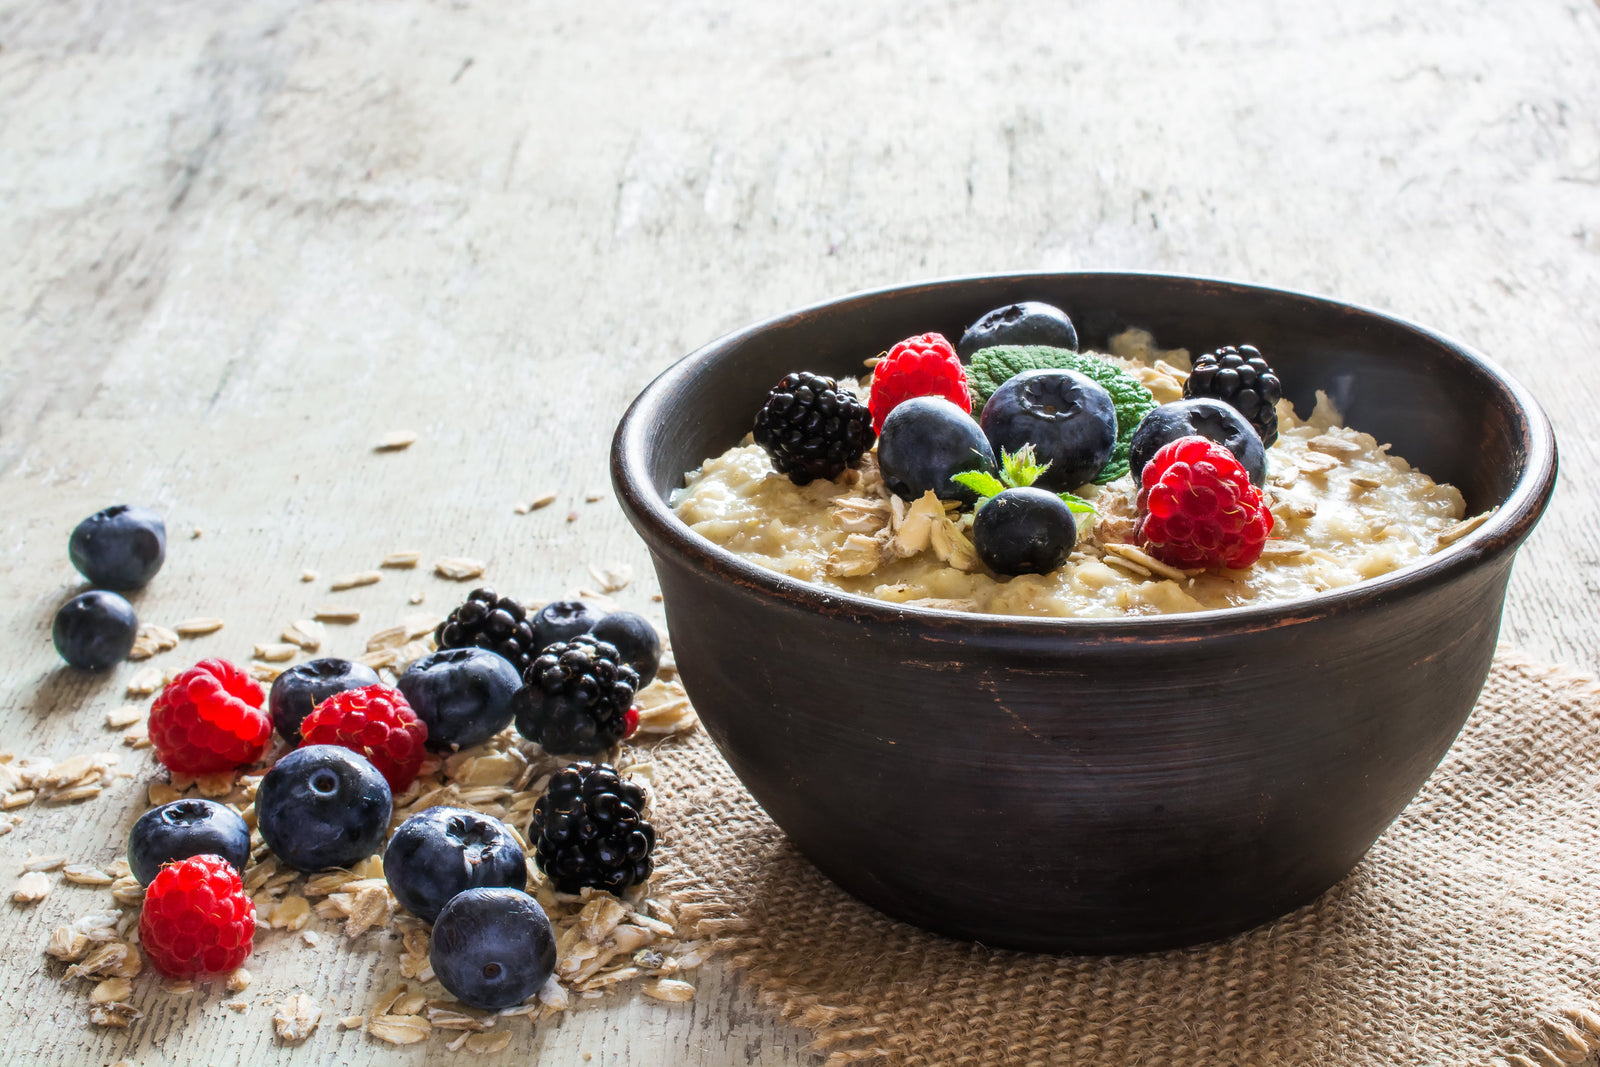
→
(649, 651, 1600, 1067)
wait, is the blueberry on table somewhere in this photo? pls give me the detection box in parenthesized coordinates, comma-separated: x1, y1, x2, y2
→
(429, 888, 557, 1010)
(876, 396, 998, 505)
(397, 648, 520, 751)
(958, 301, 1079, 360)
(128, 799, 252, 886)
(256, 745, 392, 872)
(1128, 398, 1267, 487)
(972, 488, 1080, 576)
(590, 611, 662, 688)
(980, 369, 1118, 490)
(384, 806, 526, 923)
(68, 505, 167, 590)
(267, 657, 381, 744)
(52, 590, 138, 670)
(531, 599, 602, 647)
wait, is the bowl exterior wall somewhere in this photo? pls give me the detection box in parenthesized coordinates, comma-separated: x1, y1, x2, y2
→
(653, 547, 1511, 952)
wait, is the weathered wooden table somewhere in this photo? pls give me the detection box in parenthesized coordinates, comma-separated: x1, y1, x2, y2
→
(3, 0, 1597, 1063)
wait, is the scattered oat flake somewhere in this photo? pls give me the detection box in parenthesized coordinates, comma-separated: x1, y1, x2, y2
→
(1306, 434, 1363, 457)
(531, 492, 557, 510)
(585, 492, 603, 503)
(105, 705, 143, 729)
(283, 619, 326, 650)
(566, 511, 579, 523)
(174, 617, 225, 637)
(376, 430, 418, 452)
(226, 1000, 250, 1013)
(366, 625, 409, 652)
(274, 993, 322, 1043)
(315, 605, 362, 623)
(466, 1031, 512, 1054)
(90, 1002, 142, 1028)
(23, 854, 66, 872)
(331, 570, 382, 591)
(341, 1015, 365, 1030)
(13, 871, 50, 902)
(64, 865, 114, 887)
(300, 569, 319, 582)
(1101, 542, 1190, 583)
(253, 643, 299, 663)
(409, 592, 425, 604)
(48, 925, 91, 961)
(249, 663, 286, 684)
(1437, 509, 1495, 548)
(642, 979, 696, 1002)
(381, 550, 422, 569)
(126, 667, 165, 696)
(587, 563, 633, 592)
(434, 557, 486, 581)
(228, 968, 253, 993)
(369, 1014, 431, 1044)
(301, 930, 321, 947)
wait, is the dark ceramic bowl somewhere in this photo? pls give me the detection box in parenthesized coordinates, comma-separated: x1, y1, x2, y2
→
(611, 272, 1557, 953)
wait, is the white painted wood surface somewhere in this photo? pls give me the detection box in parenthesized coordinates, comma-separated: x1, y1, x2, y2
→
(2, 0, 1597, 1063)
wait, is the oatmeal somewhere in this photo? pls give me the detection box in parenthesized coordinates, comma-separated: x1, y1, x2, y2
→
(671, 335, 1473, 618)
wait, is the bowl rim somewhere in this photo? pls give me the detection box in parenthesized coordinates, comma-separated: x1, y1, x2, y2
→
(611, 270, 1558, 638)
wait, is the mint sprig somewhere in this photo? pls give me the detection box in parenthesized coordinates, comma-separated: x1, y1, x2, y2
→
(966, 345, 1157, 483)
(950, 445, 1097, 514)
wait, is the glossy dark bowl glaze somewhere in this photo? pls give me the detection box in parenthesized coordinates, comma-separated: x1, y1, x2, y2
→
(611, 272, 1557, 952)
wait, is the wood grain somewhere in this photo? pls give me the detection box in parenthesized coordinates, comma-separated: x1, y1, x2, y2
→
(1, 0, 1597, 1063)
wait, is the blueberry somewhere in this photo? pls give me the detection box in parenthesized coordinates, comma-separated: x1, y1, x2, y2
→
(268, 658, 381, 744)
(876, 396, 998, 505)
(980, 369, 1118, 490)
(128, 799, 251, 886)
(256, 745, 392, 872)
(384, 807, 526, 923)
(430, 888, 557, 1009)
(590, 612, 662, 688)
(957, 301, 1078, 360)
(68, 505, 167, 591)
(971, 488, 1079, 576)
(52, 590, 138, 670)
(396, 648, 520, 751)
(1128, 399, 1267, 487)
(531, 600, 601, 647)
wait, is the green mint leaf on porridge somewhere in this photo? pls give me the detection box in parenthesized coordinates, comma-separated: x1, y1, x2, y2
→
(950, 470, 1006, 506)
(967, 345, 1157, 484)
(1057, 492, 1096, 515)
(999, 444, 1051, 489)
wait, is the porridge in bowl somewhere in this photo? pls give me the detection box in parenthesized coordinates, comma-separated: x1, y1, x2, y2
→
(671, 313, 1490, 619)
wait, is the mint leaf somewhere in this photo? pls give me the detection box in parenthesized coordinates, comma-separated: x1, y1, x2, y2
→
(966, 345, 1158, 484)
(949, 470, 1005, 500)
(998, 444, 1050, 489)
(1057, 492, 1096, 515)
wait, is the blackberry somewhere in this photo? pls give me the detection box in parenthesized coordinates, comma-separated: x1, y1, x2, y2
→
(434, 587, 540, 675)
(530, 762, 655, 894)
(752, 371, 874, 485)
(513, 635, 639, 755)
(1183, 345, 1283, 447)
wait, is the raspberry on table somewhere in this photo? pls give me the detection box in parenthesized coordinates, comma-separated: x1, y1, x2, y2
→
(868, 332, 971, 435)
(1134, 435, 1275, 569)
(298, 684, 428, 792)
(751, 371, 874, 485)
(148, 659, 271, 775)
(137, 854, 255, 977)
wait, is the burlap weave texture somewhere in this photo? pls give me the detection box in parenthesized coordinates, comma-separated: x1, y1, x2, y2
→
(653, 652, 1600, 1066)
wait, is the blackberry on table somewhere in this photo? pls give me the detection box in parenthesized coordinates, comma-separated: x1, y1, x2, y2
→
(513, 635, 639, 755)
(531, 762, 655, 894)
(1183, 344, 1283, 447)
(434, 587, 539, 675)
(752, 371, 874, 485)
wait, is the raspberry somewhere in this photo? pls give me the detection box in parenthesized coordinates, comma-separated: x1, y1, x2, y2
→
(1134, 436, 1274, 569)
(868, 332, 971, 435)
(137, 854, 255, 976)
(149, 659, 271, 775)
(299, 684, 428, 792)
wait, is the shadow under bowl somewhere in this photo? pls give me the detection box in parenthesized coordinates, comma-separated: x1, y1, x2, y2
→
(611, 272, 1557, 953)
